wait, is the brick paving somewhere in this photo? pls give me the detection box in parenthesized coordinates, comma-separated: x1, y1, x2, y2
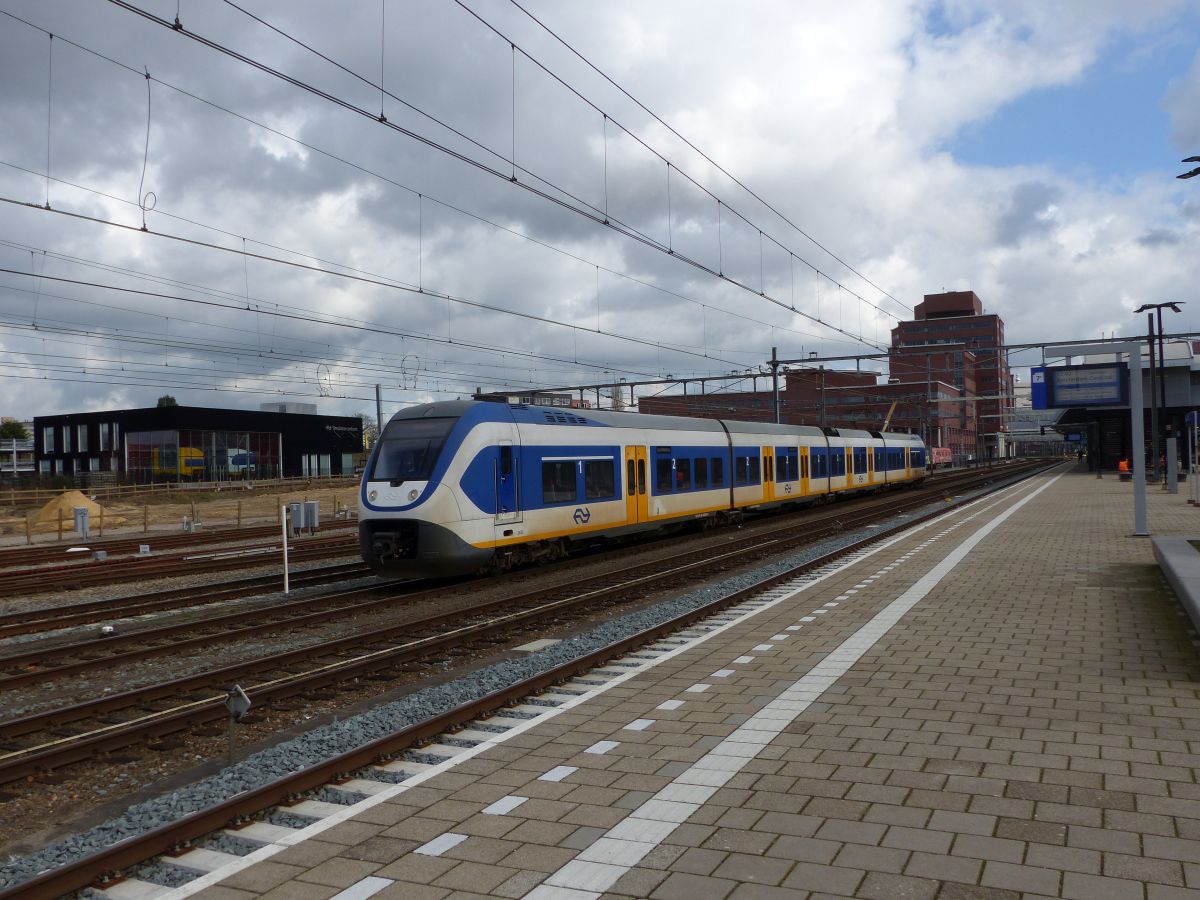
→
(191, 465, 1200, 899)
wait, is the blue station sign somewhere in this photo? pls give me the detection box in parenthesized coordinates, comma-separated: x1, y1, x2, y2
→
(1031, 363, 1129, 410)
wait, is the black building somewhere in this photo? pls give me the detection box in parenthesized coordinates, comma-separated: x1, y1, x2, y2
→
(33, 405, 363, 483)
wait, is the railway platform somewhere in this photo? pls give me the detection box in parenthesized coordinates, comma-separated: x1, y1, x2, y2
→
(173, 463, 1200, 899)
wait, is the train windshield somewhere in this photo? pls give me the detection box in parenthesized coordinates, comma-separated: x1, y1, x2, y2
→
(370, 417, 456, 484)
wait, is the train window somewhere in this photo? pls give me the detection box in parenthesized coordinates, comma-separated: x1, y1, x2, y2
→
(500, 445, 513, 476)
(776, 449, 796, 482)
(735, 456, 748, 485)
(695, 457, 708, 489)
(542, 461, 577, 503)
(676, 458, 692, 490)
(749, 455, 760, 484)
(853, 448, 867, 474)
(656, 458, 673, 492)
(626, 460, 636, 496)
(764, 455, 773, 482)
(711, 457, 724, 486)
(372, 417, 455, 484)
(800, 454, 808, 479)
(637, 459, 646, 494)
(584, 460, 615, 500)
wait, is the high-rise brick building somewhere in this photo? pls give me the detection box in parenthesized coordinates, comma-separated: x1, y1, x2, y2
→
(891, 291, 1011, 445)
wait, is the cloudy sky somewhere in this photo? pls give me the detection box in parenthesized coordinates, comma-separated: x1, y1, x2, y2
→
(0, 0, 1197, 421)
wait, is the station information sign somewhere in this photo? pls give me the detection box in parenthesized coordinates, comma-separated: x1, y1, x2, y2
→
(1031, 363, 1128, 410)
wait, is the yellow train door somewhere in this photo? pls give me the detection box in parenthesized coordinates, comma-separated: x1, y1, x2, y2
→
(800, 447, 810, 497)
(762, 446, 775, 502)
(625, 445, 648, 523)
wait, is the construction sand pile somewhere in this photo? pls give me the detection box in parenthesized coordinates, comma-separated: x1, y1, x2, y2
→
(27, 491, 128, 532)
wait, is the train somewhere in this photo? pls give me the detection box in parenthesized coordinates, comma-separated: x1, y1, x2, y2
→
(358, 400, 927, 578)
(151, 446, 206, 480)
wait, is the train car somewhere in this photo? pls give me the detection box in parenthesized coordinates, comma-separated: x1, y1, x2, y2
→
(359, 400, 926, 578)
(151, 446, 205, 481)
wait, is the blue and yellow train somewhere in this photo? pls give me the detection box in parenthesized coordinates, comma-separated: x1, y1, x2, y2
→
(359, 400, 927, 578)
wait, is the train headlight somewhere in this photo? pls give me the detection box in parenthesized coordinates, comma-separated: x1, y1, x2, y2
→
(368, 489, 378, 502)
(408, 489, 419, 501)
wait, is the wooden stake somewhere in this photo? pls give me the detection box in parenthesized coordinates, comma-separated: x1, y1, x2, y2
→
(144, 504, 149, 533)
(237, 500, 243, 528)
(57, 508, 63, 542)
(25, 513, 32, 545)
(99, 505, 105, 537)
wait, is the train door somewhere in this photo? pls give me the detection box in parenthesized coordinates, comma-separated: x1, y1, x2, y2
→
(762, 446, 775, 502)
(624, 445, 648, 524)
(800, 447, 810, 497)
(904, 447, 912, 479)
(495, 442, 521, 526)
(867, 446, 875, 485)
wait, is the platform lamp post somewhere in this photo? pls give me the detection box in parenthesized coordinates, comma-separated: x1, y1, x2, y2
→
(1135, 302, 1184, 484)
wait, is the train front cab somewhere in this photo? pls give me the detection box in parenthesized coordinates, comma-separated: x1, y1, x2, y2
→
(360, 402, 502, 578)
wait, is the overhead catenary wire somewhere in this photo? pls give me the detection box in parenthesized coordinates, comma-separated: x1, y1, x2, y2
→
(0, 266, 680, 382)
(0, 199, 751, 371)
(499, 0, 912, 316)
(0, 10, 849, 352)
(103, 0, 888, 350)
(0, 256, 639, 383)
(450, 0, 909, 321)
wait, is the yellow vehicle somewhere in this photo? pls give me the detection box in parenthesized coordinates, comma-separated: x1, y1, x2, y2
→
(151, 446, 205, 480)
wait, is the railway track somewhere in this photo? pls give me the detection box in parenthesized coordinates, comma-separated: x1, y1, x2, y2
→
(1, 462, 1035, 682)
(0, 461, 1059, 900)
(0, 519, 354, 569)
(0, 529, 359, 595)
(0, 461, 1048, 790)
(0, 561, 370, 639)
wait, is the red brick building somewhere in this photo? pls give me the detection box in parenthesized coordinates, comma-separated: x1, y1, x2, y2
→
(638, 290, 1010, 463)
(891, 291, 1010, 440)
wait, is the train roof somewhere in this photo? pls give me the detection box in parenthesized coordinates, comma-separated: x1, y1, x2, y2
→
(385, 401, 924, 445)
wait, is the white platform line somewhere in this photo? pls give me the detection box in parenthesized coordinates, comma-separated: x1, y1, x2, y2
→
(483, 795, 528, 815)
(524, 474, 1062, 899)
(329, 876, 395, 900)
(414, 832, 467, 857)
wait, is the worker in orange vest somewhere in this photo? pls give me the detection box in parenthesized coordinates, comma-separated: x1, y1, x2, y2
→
(1118, 458, 1130, 474)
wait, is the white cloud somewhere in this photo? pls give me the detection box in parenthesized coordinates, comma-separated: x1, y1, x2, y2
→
(0, 0, 1197, 420)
